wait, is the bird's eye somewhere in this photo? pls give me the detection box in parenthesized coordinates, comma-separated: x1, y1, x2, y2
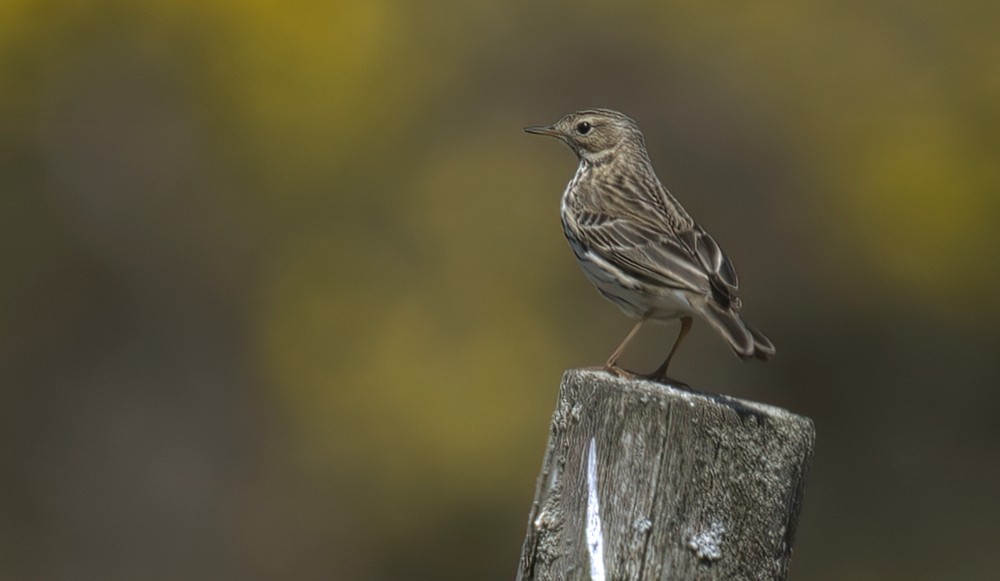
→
(576, 121, 592, 135)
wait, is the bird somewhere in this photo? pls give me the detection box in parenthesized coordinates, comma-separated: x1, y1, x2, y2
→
(525, 108, 774, 383)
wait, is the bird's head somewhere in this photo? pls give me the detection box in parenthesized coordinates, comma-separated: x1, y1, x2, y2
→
(524, 109, 645, 165)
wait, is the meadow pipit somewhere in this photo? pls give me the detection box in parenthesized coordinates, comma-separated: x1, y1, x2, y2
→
(525, 109, 774, 383)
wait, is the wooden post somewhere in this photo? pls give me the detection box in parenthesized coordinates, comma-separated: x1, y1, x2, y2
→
(517, 369, 815, 581)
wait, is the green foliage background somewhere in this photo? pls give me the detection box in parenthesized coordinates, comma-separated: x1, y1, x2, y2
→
(3, 1, 999, 578)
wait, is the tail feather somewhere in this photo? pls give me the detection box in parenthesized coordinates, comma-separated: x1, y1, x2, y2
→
(699, 303, 775, 361)
(745, 322, 776, 360)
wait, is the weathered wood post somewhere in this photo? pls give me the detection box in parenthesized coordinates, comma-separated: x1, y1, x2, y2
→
(517, 369, 814, 581)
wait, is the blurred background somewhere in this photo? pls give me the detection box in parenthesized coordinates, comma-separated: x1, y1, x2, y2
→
(2, 0, 999, 579)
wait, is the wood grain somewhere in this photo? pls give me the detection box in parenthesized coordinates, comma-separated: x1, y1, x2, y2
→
(517, 369, 815, 581)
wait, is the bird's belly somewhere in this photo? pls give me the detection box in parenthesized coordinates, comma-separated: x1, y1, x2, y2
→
(572, 245, 694, 321)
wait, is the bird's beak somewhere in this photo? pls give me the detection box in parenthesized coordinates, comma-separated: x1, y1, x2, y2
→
(524, 124, 561, 138)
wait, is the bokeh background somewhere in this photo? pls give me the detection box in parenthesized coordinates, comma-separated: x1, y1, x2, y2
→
(3, 1, 999, 579)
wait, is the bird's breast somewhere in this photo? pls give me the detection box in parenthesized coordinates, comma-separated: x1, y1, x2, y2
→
(560, 164, 588, 215)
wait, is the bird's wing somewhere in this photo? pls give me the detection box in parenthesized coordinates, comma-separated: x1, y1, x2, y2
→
(677, 225, 741, 309)
(571, 210, 710, 294)
(573, 210, 742, 307)
(677, 226, 739, 288)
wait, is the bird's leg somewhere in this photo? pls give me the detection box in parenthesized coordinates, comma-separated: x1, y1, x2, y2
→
(650, 316, 693, 384)
(605, 315, 648, 373)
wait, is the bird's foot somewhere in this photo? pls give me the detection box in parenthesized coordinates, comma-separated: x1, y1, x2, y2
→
(603, 365, 688, 389)
(644, 372, 690, 390)
(603, 364, 639, 379)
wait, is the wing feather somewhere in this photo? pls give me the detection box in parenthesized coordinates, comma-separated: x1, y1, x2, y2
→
(571, 212, 709, 294)
(571, 208, 742, 309)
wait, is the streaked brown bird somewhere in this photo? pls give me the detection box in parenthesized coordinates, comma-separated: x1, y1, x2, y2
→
(525, 108, 774, 383)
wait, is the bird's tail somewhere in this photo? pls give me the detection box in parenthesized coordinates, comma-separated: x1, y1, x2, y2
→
(698, 303, 775, 361)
